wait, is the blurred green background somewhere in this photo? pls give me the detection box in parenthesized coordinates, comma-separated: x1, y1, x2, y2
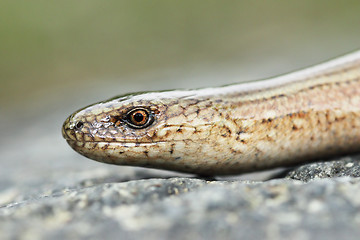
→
(2, 1, 360, 115)
(1, 1, 360, 177)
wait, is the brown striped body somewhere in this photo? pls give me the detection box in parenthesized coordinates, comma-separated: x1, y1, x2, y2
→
(62, 51, 360, 175)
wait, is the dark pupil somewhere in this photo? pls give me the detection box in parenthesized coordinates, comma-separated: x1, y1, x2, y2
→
(133, 112, 144, 123)
(75, 121, 83, 129)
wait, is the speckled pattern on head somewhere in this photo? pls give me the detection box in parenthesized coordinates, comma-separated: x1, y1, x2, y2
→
(63, 51, 360, 175)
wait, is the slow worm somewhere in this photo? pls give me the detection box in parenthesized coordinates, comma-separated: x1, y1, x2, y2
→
(62, 51, 360, 175)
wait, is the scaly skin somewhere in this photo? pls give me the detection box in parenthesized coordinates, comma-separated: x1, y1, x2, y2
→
(62, 51, 360, 175)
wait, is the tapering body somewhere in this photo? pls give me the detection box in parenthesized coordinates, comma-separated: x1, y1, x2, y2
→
(63, 51, 360, 175)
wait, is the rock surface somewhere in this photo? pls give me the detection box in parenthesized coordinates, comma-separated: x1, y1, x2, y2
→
(1, 154, 360, 240)
(286, 155, 360, 181)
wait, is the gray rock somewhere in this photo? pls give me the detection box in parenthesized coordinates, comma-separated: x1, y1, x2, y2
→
(2, 174, 360, 240)
(286, 154, 360, 181)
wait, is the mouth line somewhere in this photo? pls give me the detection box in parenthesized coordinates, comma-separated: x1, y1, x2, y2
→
(65, 139, 193, 145)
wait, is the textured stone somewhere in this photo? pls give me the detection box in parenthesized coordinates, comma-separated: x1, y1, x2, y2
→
(2, 163, 360, 240)
(286, 154, 360, 181)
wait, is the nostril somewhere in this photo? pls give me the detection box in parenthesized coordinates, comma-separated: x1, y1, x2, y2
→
(75, 121, 84, 130)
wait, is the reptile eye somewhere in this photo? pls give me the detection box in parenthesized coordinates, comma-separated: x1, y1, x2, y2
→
(74, 121, 83, 130)
(125, 108, 154, 129)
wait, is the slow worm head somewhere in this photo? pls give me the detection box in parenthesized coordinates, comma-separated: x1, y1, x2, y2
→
(63, 51, 360, 175)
